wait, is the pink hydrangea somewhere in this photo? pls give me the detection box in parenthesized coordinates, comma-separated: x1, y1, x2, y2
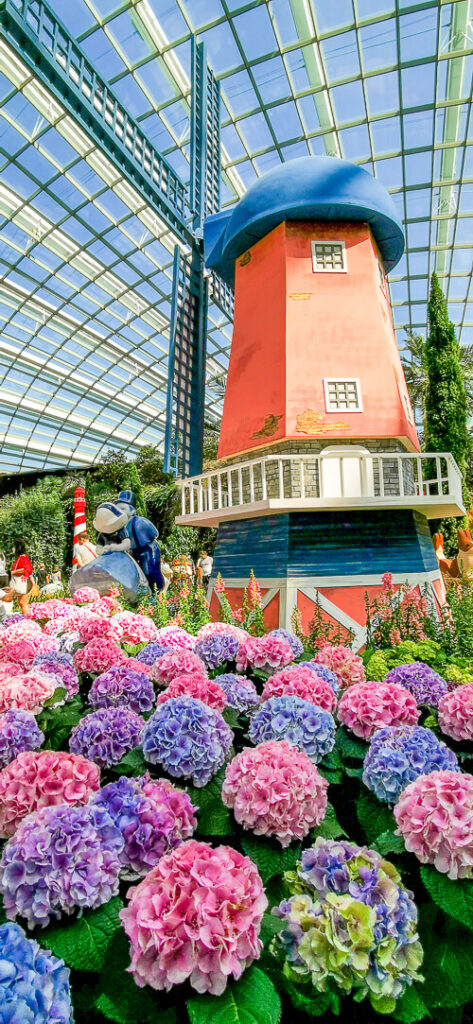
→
(338, 681, 419, 739)
(120, 839, 267, 995)
(73, 586, 101, 604)
(0, 663, 25, 685)
(236, 636, 293, 674)
(157, 674, 227, 712)
(150, 650, 208, 687)
(438, 683, 473, 742)
(89, 595, 122, 617)
(154, 626, 195, 651)
(196, 622, 248, 644)
(31, 636, 60, 657)
(314, 645, 366, 690)
(74, 638, 127, 675)
(0, 620, 41, 642)
(77, 617, 121, 645)
(222, 740, 328, 847)
(124, 657, 151, 675)
(394, 770, 473, 878)
(0, 639, 39, 671)
(112, 612, 158, 644)
(0, 671, 57, 714)
(0, 749, 100, 838)
(261, 667, 337, 713)
(27, 599, 73, 621)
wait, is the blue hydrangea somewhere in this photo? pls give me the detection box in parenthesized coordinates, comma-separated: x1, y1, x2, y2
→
(363, 725, 459, 804)
(384, 663, 448, 707)
(0, 921, 73, 1023)
(135, 642, 171, 666)
(248, 695, 336, 763)
(33, 651, 74, 669)
(298, 661, 339, 694)
(269, 629, 304, 659)
(0, 710, 44, 769)
(69, 707, 144, 767)
(194, 632, 240, 670)
(214, 673, 258, 712)
(142, 696, 233, 786)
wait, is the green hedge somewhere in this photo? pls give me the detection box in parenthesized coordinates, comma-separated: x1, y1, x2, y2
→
(0, 483, 66, 571)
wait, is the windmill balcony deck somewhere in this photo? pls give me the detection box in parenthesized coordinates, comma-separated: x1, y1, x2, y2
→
(176, 451, 465, 527)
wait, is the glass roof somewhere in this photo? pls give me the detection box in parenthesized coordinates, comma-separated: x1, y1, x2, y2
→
(0, 0, 471, 473)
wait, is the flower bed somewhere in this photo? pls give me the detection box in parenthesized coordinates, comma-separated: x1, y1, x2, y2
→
(1, 587, 473, 1024)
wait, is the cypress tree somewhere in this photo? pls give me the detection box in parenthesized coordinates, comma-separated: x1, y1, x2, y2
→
(425, 273, 470, 551)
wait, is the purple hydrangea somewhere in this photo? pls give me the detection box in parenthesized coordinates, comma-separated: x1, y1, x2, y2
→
(0, 710, 44, 768)
(0, 803, 123, 928)
(58, 631, 81, 654)
(194, 632, 240, 670)
(299, 661, 339, 694)
(214, 673, 259, 712)
(33, 651, 74, 669)
(269, 629, 304, 659)
(142, 696, 233, 787)
(89, 665, 155, 715)
(135, 642, 171, 666)
(1, 614, 24, 629)
(29, 659, 78, 699)
(69, 707, 144, 767)
(384, 662, 448, 707)
(363, 725, 459, 804)
(91, 775, 196, 875)
(249, 695, 336, 763)
(0, 921, 73, 1024)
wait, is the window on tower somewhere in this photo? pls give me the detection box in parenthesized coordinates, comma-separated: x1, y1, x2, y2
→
(324, 378, 362, 412)
(311, 240, 347, 273)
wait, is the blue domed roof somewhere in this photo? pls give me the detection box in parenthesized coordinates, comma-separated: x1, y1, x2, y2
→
(204, 156, 404, 287)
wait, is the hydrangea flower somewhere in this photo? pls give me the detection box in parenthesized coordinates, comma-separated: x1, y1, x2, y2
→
(77, 616, 121, 645)
(394, 770, 473, 878)
(196, 621, 248, 643)
(363, 725, 459, 804)
(222, 740, 328, 846)
(154, 625, 195, 650)
(121, 839, 267, 995)
(91, 775, 196, 875)
(0, 802, 123, 927)
(214, 673, 258, 712)
(70, 707, 144, 767)
(0, 749, 100, 838)
(27, 658, 78, 700)
(150, 650, 207, 686)
(313, 645, 366, 690)
(33, 651, 73, 669)
(135, 642, 171, 666)
(89, 665, 155, 715)
(123, 656, 152, 675)
(0, 639, 39, 671)
(0, 671, 57, 715)
(58, 631, 81, 655)
(111, 612, 158, 644)
(249, 695, 336, 763)
(438, 683, 473, 741)
(72, 586, 101, 604)
(236, 635, 294, 674)
(338, 681, 419, 740)
(385, 663, 448, 707)
(0, 612, 26, 627)
(156, 673, 226, 712)
(0, 710, 44, 769)
(27, 600, 72, 622)
(89, 595, 122, 617)
(73, 638, 127, 676)
(298, 661, 339, 693)
(142, 697, 233, 787)
(274, 837, 423, 1014)
(261, 666, 337, 713)
(269, 628, 304, 659)
(0, 921, 73, 1023)
(194, 632, 240, 670)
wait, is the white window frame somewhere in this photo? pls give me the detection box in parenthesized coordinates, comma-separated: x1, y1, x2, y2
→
(311, 239, 347, 273)
(323, 378, 363, 413)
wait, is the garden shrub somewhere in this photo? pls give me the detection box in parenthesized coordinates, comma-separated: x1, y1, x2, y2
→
(0, 483, 66, 571)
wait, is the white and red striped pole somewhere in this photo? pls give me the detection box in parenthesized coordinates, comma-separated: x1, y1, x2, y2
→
(72, 487, 86, 568)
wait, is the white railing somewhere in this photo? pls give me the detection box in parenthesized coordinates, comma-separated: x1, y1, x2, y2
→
(177, 451, 464, 523)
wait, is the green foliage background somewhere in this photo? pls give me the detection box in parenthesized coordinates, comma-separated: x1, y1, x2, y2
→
(0, 481, 66, 570)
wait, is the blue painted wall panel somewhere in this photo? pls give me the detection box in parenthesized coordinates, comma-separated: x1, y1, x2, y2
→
(212, 510, 437, 579)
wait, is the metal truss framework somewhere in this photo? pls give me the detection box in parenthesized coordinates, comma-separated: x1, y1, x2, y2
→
(0, 0, 471, 474)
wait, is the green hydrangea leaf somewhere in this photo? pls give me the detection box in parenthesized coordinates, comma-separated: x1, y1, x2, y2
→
(114, 746, 147, 777)
(281, 976, 340, 1018)
(37, 695, 85, 750)
(420, 911, 473, 1009)
(223, 708, 244, 730)
(334, 728, 367, 761)
(259, 911, 283, 948)
(187, 769, 233, 836)
(38, 897, 123, 972)
(93, 930, 176, 1023)
(392, 987, 430, 1023)
(240, 834, 301, 884)
(312, 802, 346, 841)
(187, 966, 281, 1024)
(372, 830, 405, 855)
(420, 864, 473, 931)
(356, 790, 396, 844)
(43, 686, 67, 707)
